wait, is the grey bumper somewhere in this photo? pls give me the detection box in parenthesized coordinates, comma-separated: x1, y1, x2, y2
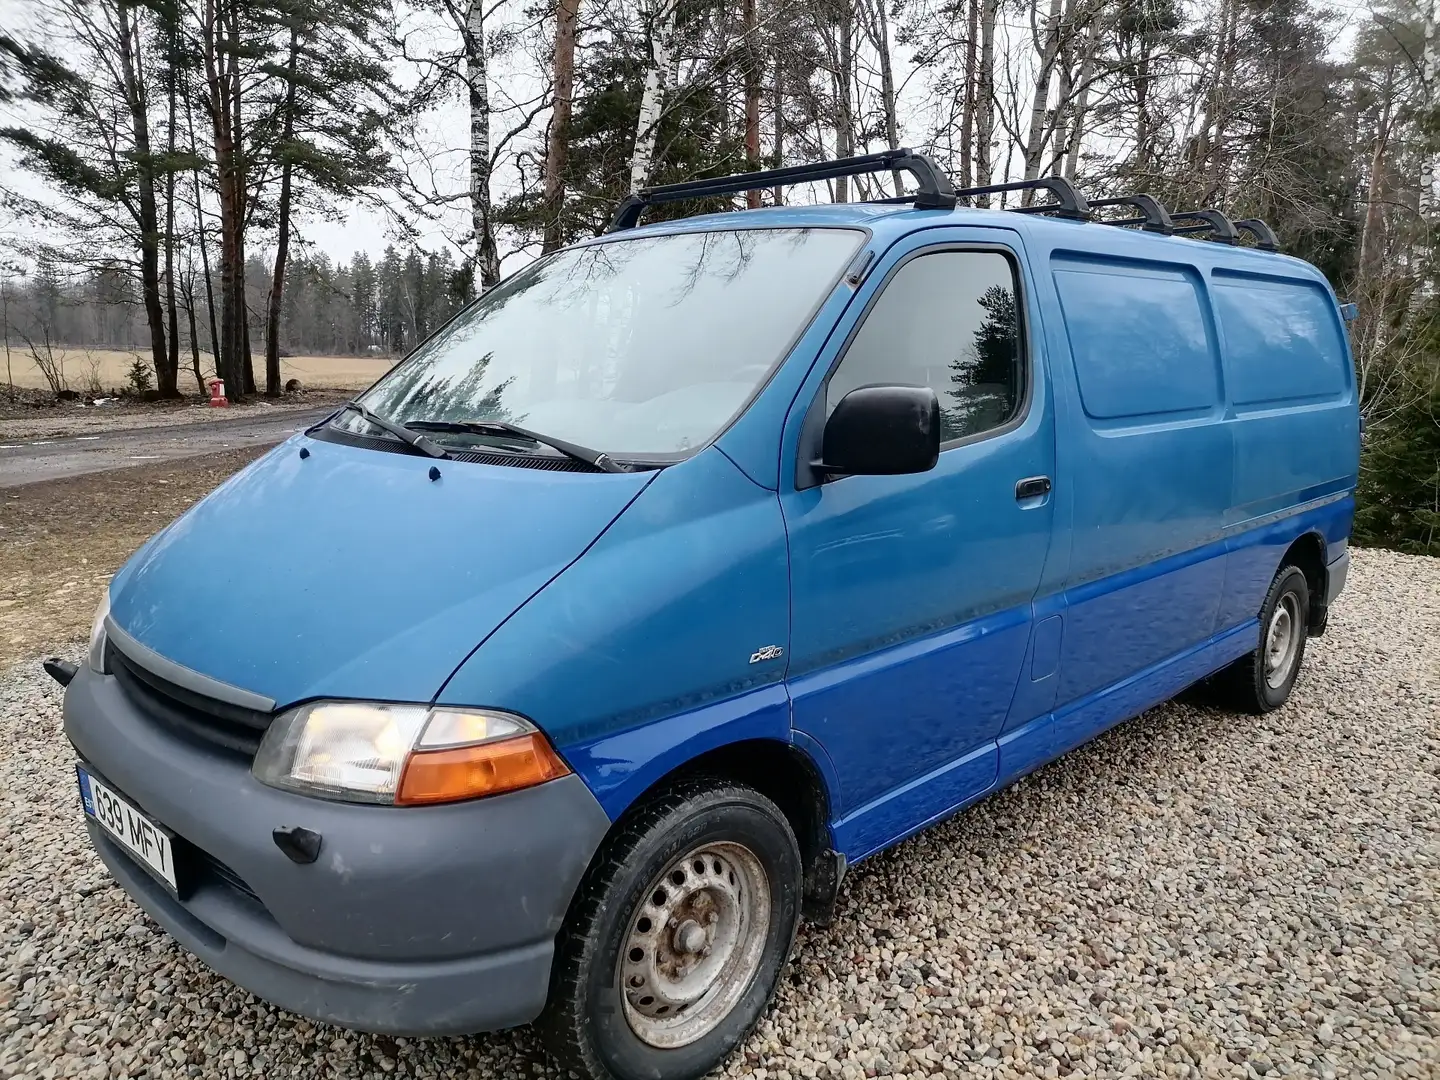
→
(63, 666, 611, 1036)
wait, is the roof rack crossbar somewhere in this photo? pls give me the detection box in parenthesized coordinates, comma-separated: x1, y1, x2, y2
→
(607, 148, 958, 232)
(1171, 209, 1239, 244)
(950, 177, 1091, 220)
(1234, 218, 1281, 251)
(1088, 194, 1174, 234)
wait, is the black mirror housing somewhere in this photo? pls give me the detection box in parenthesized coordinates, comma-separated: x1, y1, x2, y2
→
(817, 384, 941, 477)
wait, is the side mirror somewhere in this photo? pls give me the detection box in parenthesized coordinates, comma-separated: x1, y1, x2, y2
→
(815, 384, 941, 478)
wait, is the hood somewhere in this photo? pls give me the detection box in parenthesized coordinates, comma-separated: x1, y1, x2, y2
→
(108, 437, 654, 705)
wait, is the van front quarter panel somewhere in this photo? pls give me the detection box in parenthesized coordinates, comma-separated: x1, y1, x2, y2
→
(437, 445, 797, 820)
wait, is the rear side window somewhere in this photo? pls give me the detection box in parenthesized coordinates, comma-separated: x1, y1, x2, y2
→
(827, 250, 1023, 443)
(1212, 273, 1348, 406)
(1053, 259, 1220, 420)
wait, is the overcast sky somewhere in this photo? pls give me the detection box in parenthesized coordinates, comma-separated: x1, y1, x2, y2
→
(0, 0, 1370, 271)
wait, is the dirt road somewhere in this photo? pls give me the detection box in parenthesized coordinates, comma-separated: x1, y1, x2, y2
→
(0, 408, 330, 487)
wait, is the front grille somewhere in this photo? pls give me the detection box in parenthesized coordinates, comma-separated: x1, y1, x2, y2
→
(107, 642, 273, 759)
(190, 846, 263, 905)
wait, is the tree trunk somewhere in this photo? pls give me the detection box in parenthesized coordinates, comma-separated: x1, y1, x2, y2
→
(2, 277, 13, 399)
(164, 15, 181, 397)
(1206, 0, 1240, 205)
(264, 27, 299, 398)
(743, 0, 761, 205)
(1022, 0, 1064, 200)
(1359, 76, 1393, 291)
(959, 0, 979, 190)
(1051, 21, 1071, 175)
(630, 0, 679, 193)
(204, 0, 246, 400)
(1422, 0, 1438, 217)
(464, 0, 501, 286)
(873, 0, 901, 194)
(834, 7, 854, 202)
(743, 0, 766, 205)
(975, 0, 996, 203)
(1134, 36, 1152, 170)
(116, 0, 175, 397)
(231, 0, 255, 399)
(1063, 13, 1102, 181)
(1193, 0, 1237, 204)
(184, 95, 221, 369)
(542, 0, 581, 253)
(180, 266, 206, 396)
(772, 43, 783, 203)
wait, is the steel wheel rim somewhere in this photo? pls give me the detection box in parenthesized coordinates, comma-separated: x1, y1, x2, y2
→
(619, 840, 771, 1049)
(1264, 592, 1302, 689)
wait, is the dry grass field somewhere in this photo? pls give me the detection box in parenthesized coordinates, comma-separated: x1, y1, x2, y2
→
(2, 347, 394, 393)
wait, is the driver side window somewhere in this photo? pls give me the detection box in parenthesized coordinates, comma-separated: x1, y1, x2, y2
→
(826, 250, 1024, 443)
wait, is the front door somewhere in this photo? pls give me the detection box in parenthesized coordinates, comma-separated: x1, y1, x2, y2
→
(780, 231, 1055, 859)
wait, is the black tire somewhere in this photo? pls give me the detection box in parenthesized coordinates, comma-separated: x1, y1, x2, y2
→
(540, 780, 802, 1080)
(1215, 564, 1310, 713)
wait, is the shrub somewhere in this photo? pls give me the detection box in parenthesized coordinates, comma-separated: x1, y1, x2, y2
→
(1355, 379, 1440, 557)
(126, 356, 153, 395)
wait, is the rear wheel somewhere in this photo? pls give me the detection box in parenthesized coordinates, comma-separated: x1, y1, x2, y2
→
(540, 780, 802, 1080)
(1216, 564, 1310, 713)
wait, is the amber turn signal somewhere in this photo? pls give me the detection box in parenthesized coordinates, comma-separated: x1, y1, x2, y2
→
(395, 733, 570, 805)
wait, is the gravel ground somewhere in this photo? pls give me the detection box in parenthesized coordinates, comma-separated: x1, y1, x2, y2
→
(0, 547, 1435, 1080)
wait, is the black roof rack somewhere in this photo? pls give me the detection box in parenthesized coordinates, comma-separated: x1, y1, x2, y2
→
(606, 155, 1283, 252)
(1171, 209, 1239, 245)
(1089, 194, 1174, 234)
(607, 148, 957, 232)
(1234, 218, 1281, 252)
(951, 177, 1091, 220)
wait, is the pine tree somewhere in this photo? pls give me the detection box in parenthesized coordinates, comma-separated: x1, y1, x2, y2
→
(0, 0, 182, 395)
(254, 0, 401, 396)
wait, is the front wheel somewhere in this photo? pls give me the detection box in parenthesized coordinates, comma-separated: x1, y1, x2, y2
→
(1216, 564, 1311, 713)
(540, 780, 802, 1080)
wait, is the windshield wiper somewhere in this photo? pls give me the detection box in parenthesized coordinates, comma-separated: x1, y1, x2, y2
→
(325, 401, 451, 460)
(405, 419, 630, 473)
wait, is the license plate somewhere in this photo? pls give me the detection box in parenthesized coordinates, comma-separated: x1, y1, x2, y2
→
(77, 766, 178, 892)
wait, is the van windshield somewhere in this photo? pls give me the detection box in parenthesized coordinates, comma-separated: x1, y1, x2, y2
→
(340, 227, 863, 459)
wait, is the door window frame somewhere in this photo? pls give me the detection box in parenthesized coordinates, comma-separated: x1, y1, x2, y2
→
(794, 241, 1035, 489)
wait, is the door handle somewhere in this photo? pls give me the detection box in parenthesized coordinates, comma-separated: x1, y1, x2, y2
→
(1015, 475, 1052, 500)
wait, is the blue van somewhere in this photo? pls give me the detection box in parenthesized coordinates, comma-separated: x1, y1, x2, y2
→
(60, 151, 1357, 1080)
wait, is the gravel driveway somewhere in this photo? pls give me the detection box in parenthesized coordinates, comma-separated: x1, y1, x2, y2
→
(1, 548, 1435, 1079)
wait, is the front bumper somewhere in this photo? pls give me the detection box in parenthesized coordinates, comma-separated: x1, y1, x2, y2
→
(64, 666, 611, 1036)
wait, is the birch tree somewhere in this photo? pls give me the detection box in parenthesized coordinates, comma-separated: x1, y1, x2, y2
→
(1021, 0, 1064, 195)
(465, 0, 501, 285)
(630, 0, 679, 192)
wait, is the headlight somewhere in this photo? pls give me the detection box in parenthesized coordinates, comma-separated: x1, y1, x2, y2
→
(252, 702, 569, 806)
(87, 593, 110, 674)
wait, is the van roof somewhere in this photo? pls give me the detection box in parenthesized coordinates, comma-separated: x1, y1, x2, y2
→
(599, 201, 1324, 280)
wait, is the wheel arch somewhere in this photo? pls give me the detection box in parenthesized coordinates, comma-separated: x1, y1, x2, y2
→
(598, 737, 844, 924)
(1278, 529, 1327, 631)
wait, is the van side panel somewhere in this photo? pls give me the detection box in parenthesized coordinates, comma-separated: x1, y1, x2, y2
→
(1211, 269, 1360, 628)
(1046, 252, 1231, 704)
